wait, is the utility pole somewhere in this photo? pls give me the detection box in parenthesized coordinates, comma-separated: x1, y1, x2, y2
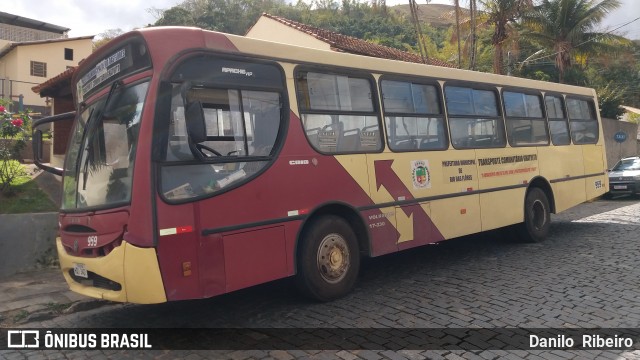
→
(409, 0, 429, 63)
(454, 0, 461, 68)
(469, 0, 477, 70)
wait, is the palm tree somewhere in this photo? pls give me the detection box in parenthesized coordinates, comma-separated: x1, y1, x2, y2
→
(521, 0, 624, 83)
(479, 0, 533, 75)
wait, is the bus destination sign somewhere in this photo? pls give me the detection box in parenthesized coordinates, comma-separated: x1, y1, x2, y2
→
(77, 47, 130, 102)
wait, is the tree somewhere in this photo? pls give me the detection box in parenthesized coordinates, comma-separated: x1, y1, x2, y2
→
(153, 0, 293, 35)
(93, 29, 124, 50)
(479, 0, 532, 74)
(521, 0, 626, 83)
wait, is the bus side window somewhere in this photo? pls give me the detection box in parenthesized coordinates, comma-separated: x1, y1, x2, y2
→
(545, 95, 571, 146)
(567, 98, 598, 144)
(297, 71, 382, 154)
(162, 86, 282, 201)
(318, 123, 341, 152)
(381, 79, 446, 152)
(503, 90, 548, 146)
(360, 127, 380, 151)
(445, 85, 505, 149)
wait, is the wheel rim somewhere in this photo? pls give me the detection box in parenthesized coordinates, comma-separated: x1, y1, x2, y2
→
(531, 199, 547, 230)
(317, 233, 350, 284)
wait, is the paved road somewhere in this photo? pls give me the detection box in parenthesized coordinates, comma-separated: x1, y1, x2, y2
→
(3, 198, 640, 359)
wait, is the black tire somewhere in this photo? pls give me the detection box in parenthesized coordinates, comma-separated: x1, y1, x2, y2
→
(296, 215, 360, 301)
(517, 187, 551, 243)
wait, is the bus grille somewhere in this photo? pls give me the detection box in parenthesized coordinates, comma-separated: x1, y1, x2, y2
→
(68, 270, 122, 291)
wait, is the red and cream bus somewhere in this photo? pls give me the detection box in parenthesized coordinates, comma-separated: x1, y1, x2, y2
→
(33, 27, 607, 304)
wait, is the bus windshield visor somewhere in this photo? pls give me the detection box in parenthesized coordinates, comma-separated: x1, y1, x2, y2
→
(62, 81, 149, 210)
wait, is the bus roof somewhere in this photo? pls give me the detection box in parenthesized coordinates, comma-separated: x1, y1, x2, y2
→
(109, 26, 597, 99)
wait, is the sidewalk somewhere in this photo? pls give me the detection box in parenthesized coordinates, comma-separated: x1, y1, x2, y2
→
(0, 268, 108, 326)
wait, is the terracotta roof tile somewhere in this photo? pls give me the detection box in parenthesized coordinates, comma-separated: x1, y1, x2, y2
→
(32, 66, 76, 97)
(261, 13, 454, 68)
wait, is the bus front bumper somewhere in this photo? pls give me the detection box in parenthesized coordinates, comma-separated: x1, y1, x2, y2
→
(57, 238, 167, 304)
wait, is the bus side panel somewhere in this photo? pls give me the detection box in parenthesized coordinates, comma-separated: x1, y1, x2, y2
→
(156, 202, 202, 301)
(475, 148, 539, 231)
(583, 145, 607, 200)
(364, 150, 475, 251)
(538, 145, 585, 213)
(396, 202, 439, 251)
(430, 196, 481, 239)
(479, 189, 526, 231)
(222, 225, 288, 293)
(360, 207, 400, 256)
(198, 233, 226, 298)
(552, 180, 587, 213)
(429, 150, 481, 240)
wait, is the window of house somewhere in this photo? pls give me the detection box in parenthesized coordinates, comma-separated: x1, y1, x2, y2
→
(30, 61, 47, 77)
(64, 48, 74, 61)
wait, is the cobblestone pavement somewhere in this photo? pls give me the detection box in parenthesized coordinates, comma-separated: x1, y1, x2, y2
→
(3, 198, 640, 359)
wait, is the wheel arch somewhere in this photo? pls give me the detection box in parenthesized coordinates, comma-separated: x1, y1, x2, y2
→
(527, 176, 556, 214)
(293, 201, 370, 274)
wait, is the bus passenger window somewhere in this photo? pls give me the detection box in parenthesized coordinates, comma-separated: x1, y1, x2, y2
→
(445, 85, 505, 149)
(545, 95, 571, 145)
(503, 90, 548, 146)
(567, 98, 598, 144)
(297, 71, 382, 153)
(381, 79, 446, 151)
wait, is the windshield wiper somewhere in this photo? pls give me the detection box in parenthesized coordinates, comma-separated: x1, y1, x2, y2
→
(81, 80, 123, 191)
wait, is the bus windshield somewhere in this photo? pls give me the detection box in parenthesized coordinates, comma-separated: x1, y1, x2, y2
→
(62, 81, 149, 210)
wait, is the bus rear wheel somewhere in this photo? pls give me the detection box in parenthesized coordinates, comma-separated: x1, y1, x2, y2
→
(296, 215, 360, 301)
(517, 187, 551, 243)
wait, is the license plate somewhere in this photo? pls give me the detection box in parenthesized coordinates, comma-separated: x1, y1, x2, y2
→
(73, 263, 88, 278)
(613, 185, 628, 190)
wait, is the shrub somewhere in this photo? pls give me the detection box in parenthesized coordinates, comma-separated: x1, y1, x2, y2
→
(0, 99, 32, 194)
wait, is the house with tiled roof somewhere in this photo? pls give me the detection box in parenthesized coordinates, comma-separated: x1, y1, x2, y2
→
(246, 13, 453, 68)
(0, 12, 92, 116)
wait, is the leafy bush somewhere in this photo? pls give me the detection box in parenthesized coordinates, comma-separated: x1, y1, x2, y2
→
(0, 99, 32, 194)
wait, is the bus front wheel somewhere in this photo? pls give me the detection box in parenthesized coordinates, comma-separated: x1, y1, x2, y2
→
(517, 187, 551, 242)
(296, 215, 360, 301)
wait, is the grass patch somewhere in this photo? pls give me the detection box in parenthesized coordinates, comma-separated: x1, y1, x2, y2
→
(45, 302, 72, 314)
(0, 166, 57, 214)
(12, 310, 29, 323)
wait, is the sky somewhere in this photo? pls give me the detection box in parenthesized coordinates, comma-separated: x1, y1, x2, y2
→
(6, 0, 640, 39)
